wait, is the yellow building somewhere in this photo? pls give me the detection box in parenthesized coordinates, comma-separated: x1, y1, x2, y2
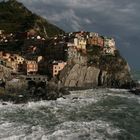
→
(74, 37, 87, 50)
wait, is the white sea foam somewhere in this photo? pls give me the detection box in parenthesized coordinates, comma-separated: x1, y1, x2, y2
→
(107, 88, 140, 103)
(0, 102, 13, 108)
(42, 120, 121, 140)
(108, 88, 129, 92)
(0, 121, 28, 139)
(24, 89, 104, 110)
(0, 88, 139, 139)
(0, 120, 121, 140)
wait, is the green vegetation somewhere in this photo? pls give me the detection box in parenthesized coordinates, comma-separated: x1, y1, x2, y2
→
(100, 55, 124, 72)
(0, 0, 64, 37)
(0, 40, 24, 52)
(87, 45, 102, 67)
(86, 45, 127, 73)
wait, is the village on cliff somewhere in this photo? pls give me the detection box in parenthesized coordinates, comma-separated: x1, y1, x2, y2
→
(0, 29, 117, 86)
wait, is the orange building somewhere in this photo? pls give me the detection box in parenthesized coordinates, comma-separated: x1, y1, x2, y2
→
(87, 36, 104, 47)
(26, 61, 38, 75)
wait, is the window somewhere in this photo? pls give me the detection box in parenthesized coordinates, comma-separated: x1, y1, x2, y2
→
(26, 78, 32, 80)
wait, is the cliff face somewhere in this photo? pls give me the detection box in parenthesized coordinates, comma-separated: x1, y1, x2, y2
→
(59, 50, 132, 89)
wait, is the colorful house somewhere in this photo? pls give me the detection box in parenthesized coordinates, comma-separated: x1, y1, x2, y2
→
(87, 36, 104, 48)
(49, 61, 67, 77)
(104, 37, 115, 48)
(89, 32, 98, 37)
(103, 37, 116, 55)
(25, 60, 38, 75)
(11, 54, 25, 64)
(74, 37, 87, 50)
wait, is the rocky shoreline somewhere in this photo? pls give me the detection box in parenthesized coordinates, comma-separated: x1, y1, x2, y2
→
(0, 80, 139, 104)
(0, 81, 70, 104)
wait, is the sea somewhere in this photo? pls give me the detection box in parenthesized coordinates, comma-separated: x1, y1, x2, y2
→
(0, 71, 140, 140)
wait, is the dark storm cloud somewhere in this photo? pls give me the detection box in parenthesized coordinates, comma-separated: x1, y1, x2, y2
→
(17, 0, 140, 33)
(2, 0, 140, 69)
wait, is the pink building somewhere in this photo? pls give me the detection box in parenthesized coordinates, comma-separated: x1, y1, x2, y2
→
(50, 61, 67, 77)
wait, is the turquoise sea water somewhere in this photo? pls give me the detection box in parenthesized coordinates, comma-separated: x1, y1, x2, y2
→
(0, 71, 140, 140)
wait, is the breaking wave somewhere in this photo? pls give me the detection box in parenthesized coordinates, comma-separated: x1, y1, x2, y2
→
(0, 88, 140, 139)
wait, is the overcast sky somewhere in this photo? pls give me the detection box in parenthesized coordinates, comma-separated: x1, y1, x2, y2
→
(2, 0, 140, 70)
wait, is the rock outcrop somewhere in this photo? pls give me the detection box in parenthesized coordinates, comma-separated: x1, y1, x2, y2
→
(59, 51, 133, 89)
(0, 80, 70, 104)
(60, 63, 100, 88)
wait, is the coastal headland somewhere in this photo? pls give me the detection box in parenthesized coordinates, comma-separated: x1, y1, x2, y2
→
(0, 0, 137, 103)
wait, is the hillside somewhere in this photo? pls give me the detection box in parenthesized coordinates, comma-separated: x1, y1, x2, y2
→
(0, 0, 64, 37)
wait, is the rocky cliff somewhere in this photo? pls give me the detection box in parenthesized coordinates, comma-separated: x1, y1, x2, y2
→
(59, 49, 133, 89)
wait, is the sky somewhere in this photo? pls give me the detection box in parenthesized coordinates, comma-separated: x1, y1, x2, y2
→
(2, 0, 140, 70)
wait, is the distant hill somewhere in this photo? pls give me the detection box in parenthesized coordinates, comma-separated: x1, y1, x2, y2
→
(0, 0, 64, 37)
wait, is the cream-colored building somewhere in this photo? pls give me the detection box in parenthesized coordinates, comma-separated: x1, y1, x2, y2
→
(103, 47, 115, 55)
(67, 42, 75, 47)
(74, 37, 87, 50)
(104, 38, 115, 48)
(104, 38, 116, 55)
(89, 32, 99, 37)
(12, 54, 25, 64)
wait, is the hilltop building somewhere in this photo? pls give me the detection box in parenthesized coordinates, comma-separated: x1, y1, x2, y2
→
(87, 33, 104, 48)
(103, 37, 116, 55)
